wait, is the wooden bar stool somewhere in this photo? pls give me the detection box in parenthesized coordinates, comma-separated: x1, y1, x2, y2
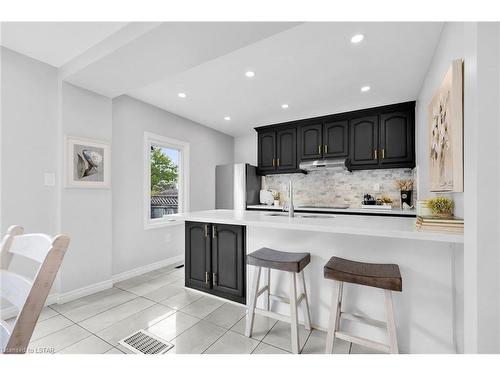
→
(324, 257, 402, 354)
(245, 247, 312, 354)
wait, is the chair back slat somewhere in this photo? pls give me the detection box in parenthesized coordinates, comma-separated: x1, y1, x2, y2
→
(0, 270, 32, 311)
(0, 226, 70, 354)
(8, 234, 53, 263)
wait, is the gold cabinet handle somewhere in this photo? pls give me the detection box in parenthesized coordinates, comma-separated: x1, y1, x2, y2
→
(204, 224, 209, 238)
(324, 144, 328, 154)
(382, 148, 385, 159)
(212, 225, 217, 239)
(272, 158, 275, 167)
(318, 145, 321, 155)
(277, 158, 280, 167)
(374, 149, 378, 160)
(213, 272, 217, 286)
(205, 271, 209, 285)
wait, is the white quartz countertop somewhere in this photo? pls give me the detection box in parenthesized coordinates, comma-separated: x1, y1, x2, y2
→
(178, 209, 463, 243)
(246, 204, 417, 216)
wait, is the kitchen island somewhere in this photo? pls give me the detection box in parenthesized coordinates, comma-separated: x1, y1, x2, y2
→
(179, 209, 464, 354)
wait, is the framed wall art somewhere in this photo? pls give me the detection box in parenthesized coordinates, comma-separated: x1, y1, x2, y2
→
(428, 59, 464, 192)
(65, 136, 111, 188)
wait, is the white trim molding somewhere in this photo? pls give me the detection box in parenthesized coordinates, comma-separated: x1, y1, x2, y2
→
(57, 279, 114, 304)
(112, 254, 184, 283)
(144, 132, 190, 230)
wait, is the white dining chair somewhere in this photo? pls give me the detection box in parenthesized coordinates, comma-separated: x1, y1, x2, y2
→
(0, 225, 70, 354)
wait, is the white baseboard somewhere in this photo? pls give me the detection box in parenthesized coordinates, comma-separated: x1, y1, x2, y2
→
(57, 279, 114, 305)
(1, 254, 184, 318)
(112, 254, 184, 283)
(1, 293, 60, 320)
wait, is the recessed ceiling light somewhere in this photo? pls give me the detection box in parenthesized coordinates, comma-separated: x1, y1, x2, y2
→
(361, 86, 371, 92)
(351, 34, 364, 44)
(224, 116, 231, 121)
(281, 104, 289, 109)
(245, 71, 255, 78)
(178, 92, 186, 98)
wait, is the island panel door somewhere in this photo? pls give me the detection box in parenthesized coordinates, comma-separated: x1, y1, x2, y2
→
(185, 221, 211, 291)
(211, 224, 245, 302)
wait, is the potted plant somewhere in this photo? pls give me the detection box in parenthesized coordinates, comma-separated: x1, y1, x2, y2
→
(427, 197, 454, 218)
(272, 191, 281, 207)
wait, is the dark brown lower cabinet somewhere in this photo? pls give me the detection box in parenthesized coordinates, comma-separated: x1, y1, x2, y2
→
(185, 221, 246, 304)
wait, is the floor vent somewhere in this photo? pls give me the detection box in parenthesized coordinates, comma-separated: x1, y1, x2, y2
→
(119, 330, 174, 354)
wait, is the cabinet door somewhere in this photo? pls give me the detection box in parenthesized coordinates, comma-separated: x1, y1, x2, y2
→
(211, 224, 245, 303)
(323, 120, 348, 157)
(258, 131, 276, 172)
(185, 221, 211, 291)
(298, 123, 323, 161)
(349, 116, 379, 166)
(276, 128, 297, 171)
(379, 110, 414, 165)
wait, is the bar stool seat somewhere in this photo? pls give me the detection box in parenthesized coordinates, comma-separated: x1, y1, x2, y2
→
(246, 247, 312, 354)
(324, 257, 402, 354)
(247, 247, 310, 273)
(324, 257, 402, 292)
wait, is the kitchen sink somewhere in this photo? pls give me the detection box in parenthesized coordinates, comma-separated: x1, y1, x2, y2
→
(265, 213, 335, 219)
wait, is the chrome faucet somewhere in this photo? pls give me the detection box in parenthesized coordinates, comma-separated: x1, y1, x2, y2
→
(284, 179, 294, 218)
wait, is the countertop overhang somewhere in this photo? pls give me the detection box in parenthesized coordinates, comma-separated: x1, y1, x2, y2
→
(176, 209, 463, 244)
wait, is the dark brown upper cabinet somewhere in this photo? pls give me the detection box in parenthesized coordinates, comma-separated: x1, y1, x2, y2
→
(257, 127, 297, 174)
(379, 110, 414, 165)
(255, 101, 415, 173)
(349, 116, 379, 167)
(298, 123, 323, 161)
(323, 120, 349, 158)
(257, 131, 276, 172)
(276, 128, 297, 171)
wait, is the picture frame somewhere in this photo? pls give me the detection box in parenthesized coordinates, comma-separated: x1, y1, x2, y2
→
(428, 59, 464, 193)
(65, 135, 111, 188)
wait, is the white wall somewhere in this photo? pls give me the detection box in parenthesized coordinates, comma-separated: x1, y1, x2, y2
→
(112, 95, 233, 275)
(59, 82, 113, 293)
(234, 133, 257, 165)
(416, 23, 465, 217)
(462, 23, 500, 353)
(0, 48, 59, 286)
(1, 47, 58, 236)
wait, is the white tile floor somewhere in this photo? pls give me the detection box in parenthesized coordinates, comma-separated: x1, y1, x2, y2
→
(21, 265, 378, 354)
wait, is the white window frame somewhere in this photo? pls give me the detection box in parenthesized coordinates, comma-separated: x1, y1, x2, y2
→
(144, 132, 190, 229)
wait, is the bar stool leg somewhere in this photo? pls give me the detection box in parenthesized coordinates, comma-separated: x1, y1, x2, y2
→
(265, 268, 271, 311)
(299, 271, 311, 331)
(245, 266, 261, 337)
(289, 271, 300, 354)
(384, 290, 399, 354)
(325, 281, 343, 354)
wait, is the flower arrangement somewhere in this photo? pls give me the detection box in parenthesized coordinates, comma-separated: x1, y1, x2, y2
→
(427, 197, 454, 217)
(271, 191, 280, 200)
(379, 195, 393, 205)
(396, 179, 413, 191)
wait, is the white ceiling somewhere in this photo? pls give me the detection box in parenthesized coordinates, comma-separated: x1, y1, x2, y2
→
(1, 22, 128, 67)
(129, 22, 443, 136)
(1, 22, 443, 137)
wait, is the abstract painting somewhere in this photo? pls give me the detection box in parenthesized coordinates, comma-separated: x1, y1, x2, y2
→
(65, 136, 111, 188)
(429, 59, 463, 192)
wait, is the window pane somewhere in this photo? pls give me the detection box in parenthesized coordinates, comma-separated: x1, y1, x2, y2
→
(150, 144, 180, 219)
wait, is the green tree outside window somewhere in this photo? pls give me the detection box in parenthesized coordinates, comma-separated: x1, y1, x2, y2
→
(150, 146, 178, 194)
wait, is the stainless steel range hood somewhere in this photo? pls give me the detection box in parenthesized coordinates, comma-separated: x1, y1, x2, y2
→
(299, 158, 347, 171)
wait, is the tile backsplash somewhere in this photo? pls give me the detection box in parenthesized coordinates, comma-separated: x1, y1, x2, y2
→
(262, 168, 416, 208)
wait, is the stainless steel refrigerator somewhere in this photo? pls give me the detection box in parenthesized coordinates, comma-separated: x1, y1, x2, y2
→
(215, 163, 260, 210)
